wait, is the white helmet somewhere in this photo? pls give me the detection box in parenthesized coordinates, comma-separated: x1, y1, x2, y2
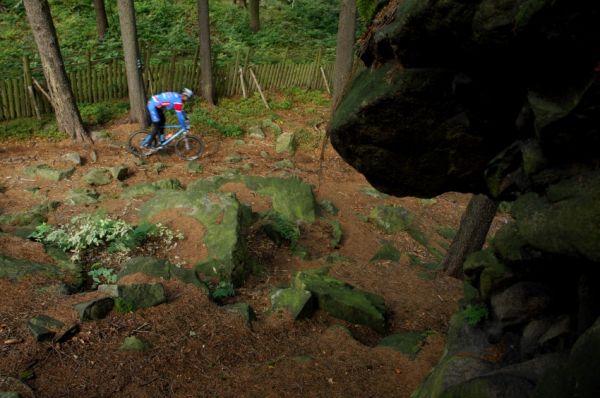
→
(182, 88, 193, 99)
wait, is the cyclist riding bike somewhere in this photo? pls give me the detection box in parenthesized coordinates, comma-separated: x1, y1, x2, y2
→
(142, 88, 193, 148)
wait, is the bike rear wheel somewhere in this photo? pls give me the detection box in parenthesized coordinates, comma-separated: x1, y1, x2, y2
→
(127, 130, 154, 158)
(175, 135, 205, 160)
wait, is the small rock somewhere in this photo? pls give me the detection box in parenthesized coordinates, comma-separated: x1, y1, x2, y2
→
(225, 154, 242, 163)
(73, 297, 114, 321)
(248, 126, 266, 139)
(491, 282, 551, 326)
(260, 151, 271, 159)
(89, 150, 98, 163)
(117, 283, 166, 310)
(273, 159, 294, 170)
(83, 169, 112, 186)
(276, 132, 296, 154)
(62, 153, 82, 165)
(119, 336, 151, 352)
(223, 303, 257, 324)
(234, 139, 245, 147)
(108, 165, 128, 181)
(66, 188, 99, 205)
(270, 288, 314, 320)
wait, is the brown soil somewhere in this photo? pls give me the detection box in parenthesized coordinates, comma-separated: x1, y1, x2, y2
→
(0, 97, 508, 397)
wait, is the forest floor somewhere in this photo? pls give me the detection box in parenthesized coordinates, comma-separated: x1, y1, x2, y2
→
(0, 94, 509, 397)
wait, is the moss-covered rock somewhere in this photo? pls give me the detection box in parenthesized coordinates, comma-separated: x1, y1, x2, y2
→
(223, 302, 257, 323)
(120, 179, 183, 198)
(368, 205, 413, 234)
(66, 188, 100, 206)
(371, 241, 401, 262)
(118, 257, 171, 280)
(243, 176, 316, 223)
(509, 173, 600, 261)
(378, 331, 428, 359)
(139, 191, 247, 285)
(0, 201, 59, 226)
(25, 164, 75, 181)
(0, 255, 63, 281)
(117, 283, 166, 310)
(463, 249, 511, 300)
(108, 165, 128, 181)
(119, 336, 151, 352)
(270, 288, 314, 319)
(83, 168, 112, 186)
(73, 297, 114, 321)
(275, 132, 295, 154)
(292, 269, 386, 333)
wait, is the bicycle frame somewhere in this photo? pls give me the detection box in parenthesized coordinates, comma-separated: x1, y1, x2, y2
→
(157, 125, 189, 147)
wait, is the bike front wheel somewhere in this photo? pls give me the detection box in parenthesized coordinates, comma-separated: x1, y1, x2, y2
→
(175, 135, 205, 160)
(127, 130, 152, 158)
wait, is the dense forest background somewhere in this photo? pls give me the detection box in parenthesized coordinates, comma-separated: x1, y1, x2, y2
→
(0, 0, 346, 78)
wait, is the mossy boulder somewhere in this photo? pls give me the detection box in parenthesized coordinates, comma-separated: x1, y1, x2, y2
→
(463, 249, 511, 300)
(139, 192, 247, 286)
(275, 132, 295, 154)
(270, 288, 315, 319)
(0, 255, 63, 281)
(27, 315, 65, 342)
(25, 164, 75, 181)
(510, 173, 600, 262)
(83, 168, 112, 186)
(108, 165, 128, 181)
(242, 176, 316, 223)
(119, 336, 151, 352)
(439, 374, 534, 398)
(120, 179, 183, 198)
(368, 205, 413, 233)
(292, 269, 386, 333)
(0, 201, 59, 226)
(223, 302, 257, 324)
(73, 297, 114, 321)
(66, 188, 99, 205)
(378, 331, 428, 359)
(117, 283, 166, 310)
(118, 256, 208, 292)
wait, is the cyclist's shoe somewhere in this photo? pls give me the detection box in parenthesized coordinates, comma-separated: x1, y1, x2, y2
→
(141, 136, 153, 148)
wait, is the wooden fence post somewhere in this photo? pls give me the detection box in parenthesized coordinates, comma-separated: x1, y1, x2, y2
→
(23, 56, 41, 119)
(249, 67, 269, 109)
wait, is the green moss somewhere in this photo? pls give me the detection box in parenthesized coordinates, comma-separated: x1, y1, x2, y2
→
(120, 179, 183, 198)
(0, 255, 63, 282)
(293, 269, 386, 333)
(270, 287, 314, 319)
(368, 205, 413, 233)
(436, 226, 457, 240)
(371, 241, 401, 262)
(0, 201, 59, 227)
(378, 331, 429, 359)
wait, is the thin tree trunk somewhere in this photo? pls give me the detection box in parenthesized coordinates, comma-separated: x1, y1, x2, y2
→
(332, 0, 356, 109)
(93, 0, 109, 40)
(248, 0, 260, 33)
(443, 194, 499, 278)
(117, 0, 148, 128)
(197, 0, 215, 105)
(23, 0, 90, 142)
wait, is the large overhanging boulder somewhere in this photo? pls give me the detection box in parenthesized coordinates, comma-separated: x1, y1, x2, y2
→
(330, 0, 600, 198)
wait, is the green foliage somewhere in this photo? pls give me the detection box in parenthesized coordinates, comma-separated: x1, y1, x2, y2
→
(463, 303, 489, 326)
(114, 297, 135, 314)
(265, 211, 301, 244)
(436, 226, 457, 240)
(79, 100, 129, 126)
(29, 213, 181, 261)
(87, 265, 117, 288)
(0, 116, 63, 141)
(356, 0, 386, 25)
(0, 0, 340, 77)
(210, 281, 235, 301)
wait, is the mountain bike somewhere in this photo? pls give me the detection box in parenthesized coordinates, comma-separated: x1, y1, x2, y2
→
(127, 125, 205, 161)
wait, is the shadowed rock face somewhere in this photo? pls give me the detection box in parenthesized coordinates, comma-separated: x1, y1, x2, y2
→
(330, 0, 600, 198)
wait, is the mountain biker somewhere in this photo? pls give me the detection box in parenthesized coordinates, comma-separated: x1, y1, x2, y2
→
(142, 88, 193, 148)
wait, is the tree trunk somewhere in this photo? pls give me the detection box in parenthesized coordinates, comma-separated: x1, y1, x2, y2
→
(117, 0, 148, 128)
(197, 0, 215, 105)
(443, 194, 499, 278)
(23, 0, 90, 142)
(93, 0, 109, 40)
(248, 0, 260, 33)
(332, 0, 356, 109)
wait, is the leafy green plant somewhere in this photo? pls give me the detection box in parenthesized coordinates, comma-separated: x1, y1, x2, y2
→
(463, 304, 489, 326)
(29, 213, 182, 261)
(88, 266, 117, 288)
(210, 281, 235, 301)
(79, 100, 129, 126)
(114, 297, 135, 314)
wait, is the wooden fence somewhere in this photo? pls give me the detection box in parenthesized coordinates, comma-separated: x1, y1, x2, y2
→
(0, 54, 335, 122)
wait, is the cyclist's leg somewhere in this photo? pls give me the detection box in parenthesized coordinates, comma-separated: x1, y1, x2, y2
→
(144, 104, 161, 147)
(158, 109, 166, 143)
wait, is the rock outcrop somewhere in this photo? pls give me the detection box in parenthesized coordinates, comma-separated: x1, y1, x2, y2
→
(330, 1, 600, 397)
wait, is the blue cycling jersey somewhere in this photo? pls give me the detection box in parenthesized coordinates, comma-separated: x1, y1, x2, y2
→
(147, 92, 187, 129)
